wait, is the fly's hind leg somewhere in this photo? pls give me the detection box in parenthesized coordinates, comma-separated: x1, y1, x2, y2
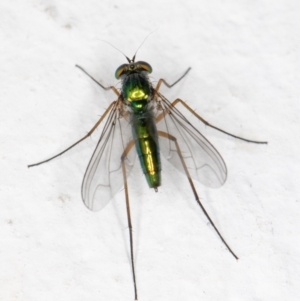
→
(158, 130, 239, 260)
(121, 140, 138, 300)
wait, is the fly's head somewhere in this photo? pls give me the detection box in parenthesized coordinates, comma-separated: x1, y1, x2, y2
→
(115, 56, 152, 80)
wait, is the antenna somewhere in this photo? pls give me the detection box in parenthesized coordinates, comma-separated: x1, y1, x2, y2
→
(99, 40, 131, 63)
(99, 29, 158, 63)
(132, 28, 159, 62)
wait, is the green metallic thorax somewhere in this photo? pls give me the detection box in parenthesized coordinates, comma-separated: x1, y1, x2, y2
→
(122, 72, 161, 189)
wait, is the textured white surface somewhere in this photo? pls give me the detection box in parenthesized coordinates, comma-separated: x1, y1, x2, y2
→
(1, 0, 300, 300)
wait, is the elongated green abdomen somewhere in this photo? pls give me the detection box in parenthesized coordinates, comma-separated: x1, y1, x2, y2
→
(131, 112, 161, 189)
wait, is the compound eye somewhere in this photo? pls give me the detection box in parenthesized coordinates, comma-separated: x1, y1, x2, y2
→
(136, 61, 152, 74)
(115, 64, 128, 79)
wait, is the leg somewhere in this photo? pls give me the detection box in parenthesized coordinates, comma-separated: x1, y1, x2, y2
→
(76, 65, 120, 96)
(155, 68, 191, 92)
(121, 144, 138, 301)
(158, 130, 238, 260)
(28, 101, 117, 167)
(156, 98, 267, 144)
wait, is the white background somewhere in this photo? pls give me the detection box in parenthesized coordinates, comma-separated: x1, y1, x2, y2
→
(1, 1, 300, 300)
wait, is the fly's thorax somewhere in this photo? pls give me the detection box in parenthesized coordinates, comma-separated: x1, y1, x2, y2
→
(121, 72, 152, 112)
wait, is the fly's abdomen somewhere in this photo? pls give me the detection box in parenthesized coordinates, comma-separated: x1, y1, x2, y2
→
(131, 113, 161, 189)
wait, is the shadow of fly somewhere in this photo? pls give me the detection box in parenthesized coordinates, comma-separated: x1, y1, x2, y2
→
(29, 48, 267, 300)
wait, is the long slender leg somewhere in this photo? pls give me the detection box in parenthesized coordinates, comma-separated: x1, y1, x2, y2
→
(155, 68, 191, 92)
(156, 97, 267, 144)
(121, 143, 138, 301)
(76, 65, 120, 96)
(28, 101, 117, 167)
(158, 130, 238, 260)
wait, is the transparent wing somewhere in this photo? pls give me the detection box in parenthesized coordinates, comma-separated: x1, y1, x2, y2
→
(155, 93, 227, 188)
(82, 100, 135, 211)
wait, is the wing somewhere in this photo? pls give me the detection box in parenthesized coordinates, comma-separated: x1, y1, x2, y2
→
(81, 99, 135, 211)
(155, 93, 227, 188)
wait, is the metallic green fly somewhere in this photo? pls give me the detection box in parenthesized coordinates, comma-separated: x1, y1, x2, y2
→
(29, 50, 267, 300)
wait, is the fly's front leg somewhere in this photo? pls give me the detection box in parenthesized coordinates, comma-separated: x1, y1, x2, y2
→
(154, 68, 191, 92)
(121, 140, 138, 300)
(158, 130, 238, 260)
(156, 97, 267, 144)
(154, 69, 267, 144)
(154, 68, 191, 119)
(28, 100, 118, 167)
(76, 65, 120, 96)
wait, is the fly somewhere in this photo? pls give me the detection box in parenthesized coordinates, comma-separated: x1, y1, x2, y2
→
(28, 48, 267, 300)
